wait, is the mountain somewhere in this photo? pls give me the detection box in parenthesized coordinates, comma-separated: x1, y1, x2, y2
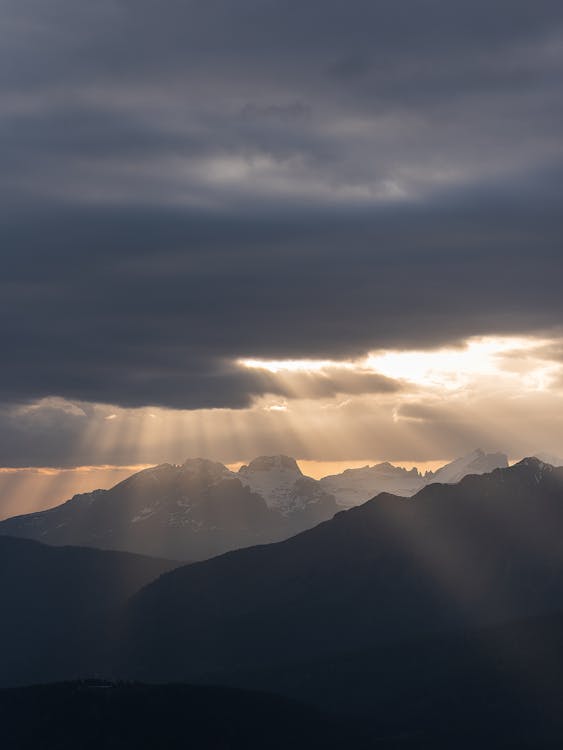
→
(0, 457, 337, 561)
(0, 450, 520, 561)
(120, 459, 563, 682)
(320, 461, 424, 507)
(214, 610, 563, 747)
(427, 447, 509, 485)
(238, 455, 337, 523)
(0, 536, 179, 687)
(319, 448, 508, 506)
(534, 451, 563, 467)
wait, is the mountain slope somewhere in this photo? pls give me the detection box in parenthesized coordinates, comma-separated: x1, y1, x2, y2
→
(120, 459, 563, 681)
(0, 536, 179, 687)
(0, 457, 337, 561)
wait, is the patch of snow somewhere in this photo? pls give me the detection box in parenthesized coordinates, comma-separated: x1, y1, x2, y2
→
(238, 455, 308, 514)
(131, 506, 158, 523)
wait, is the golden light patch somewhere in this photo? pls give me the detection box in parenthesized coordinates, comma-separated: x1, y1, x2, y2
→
(239, 335, 560, 393)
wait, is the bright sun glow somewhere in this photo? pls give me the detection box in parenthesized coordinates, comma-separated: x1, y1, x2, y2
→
(239, 335, 559, 392)
(365, 336, 553, 389)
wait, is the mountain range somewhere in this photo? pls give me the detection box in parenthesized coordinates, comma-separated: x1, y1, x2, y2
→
(320, 448, 509, 506)
(0, 449, 508, 560)
(2, 457, 563, 746)
(120, 458, 563, 681)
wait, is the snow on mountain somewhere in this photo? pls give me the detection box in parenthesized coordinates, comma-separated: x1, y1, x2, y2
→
(178, 457, 236, 482)
(238, 455, 302, 509)
(426, 449, 508, 486)
(238, 455, 337, 520)
(319, 463, 424, 508)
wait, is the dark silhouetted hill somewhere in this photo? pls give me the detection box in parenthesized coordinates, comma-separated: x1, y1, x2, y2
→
(214, 611, 563, 747)
(0, 536, 178, 687)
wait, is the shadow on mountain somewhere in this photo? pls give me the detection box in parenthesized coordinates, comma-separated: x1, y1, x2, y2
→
(213, 611, 563, 748)
(0, 536, 179, 687)
(121, 459, 563, 680)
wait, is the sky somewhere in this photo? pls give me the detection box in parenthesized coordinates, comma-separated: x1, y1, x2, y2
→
(1, 1, 563, 514)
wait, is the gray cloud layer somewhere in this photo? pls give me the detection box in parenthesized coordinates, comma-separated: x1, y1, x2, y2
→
(1, 0, 562, 410)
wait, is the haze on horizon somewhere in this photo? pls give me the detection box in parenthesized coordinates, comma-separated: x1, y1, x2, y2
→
(1, 1, 562, 517)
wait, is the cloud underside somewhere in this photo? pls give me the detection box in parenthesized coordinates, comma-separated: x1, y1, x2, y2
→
(2, 198, 563, 410)
(1, 1, 562, 445)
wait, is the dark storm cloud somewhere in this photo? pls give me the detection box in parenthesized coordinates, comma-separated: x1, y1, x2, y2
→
(1, 0, 562, 410)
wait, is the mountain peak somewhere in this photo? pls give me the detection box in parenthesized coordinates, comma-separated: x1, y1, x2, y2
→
(520, 455, 550, 464)
(239, 455, 302, 476)
(513, 456, 554, 473)
(429, 449, 508, 485)
(180, 457, 232, 477)
(236, 455, 335, 518)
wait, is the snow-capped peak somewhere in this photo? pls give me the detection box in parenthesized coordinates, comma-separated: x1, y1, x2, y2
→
(428, 449, 508, 485)
(319, 462, 425, 507)
(237, 455, 328, 514)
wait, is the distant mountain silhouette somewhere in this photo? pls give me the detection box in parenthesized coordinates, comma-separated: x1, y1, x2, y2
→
(120, 458, 563, 682)
(0, 457, 337, 561)
(0, 536, 178, 687)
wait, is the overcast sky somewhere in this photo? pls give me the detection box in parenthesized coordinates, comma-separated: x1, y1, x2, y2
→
(2, 1, 563, 500)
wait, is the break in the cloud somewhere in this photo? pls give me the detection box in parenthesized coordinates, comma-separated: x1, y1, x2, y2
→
(1, 1, 562, 471)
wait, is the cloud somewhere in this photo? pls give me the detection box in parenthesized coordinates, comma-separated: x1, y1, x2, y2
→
(0, 0, 561, 415)
(1, 186, 562, 410)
